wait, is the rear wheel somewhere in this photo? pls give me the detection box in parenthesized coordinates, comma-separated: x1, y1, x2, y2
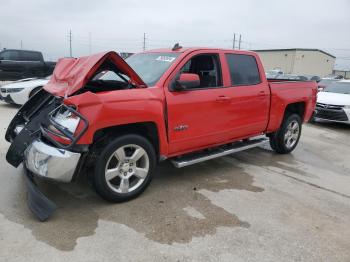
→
(93, 134, 156, 202)
(269, 114, 302, 154)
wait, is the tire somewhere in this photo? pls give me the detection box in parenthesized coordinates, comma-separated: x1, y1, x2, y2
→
(269, 114, 302, 154)
(93, 134, 156, 202)
(29, 86, 42, 98)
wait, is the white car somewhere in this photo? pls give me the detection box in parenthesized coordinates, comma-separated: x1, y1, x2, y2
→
(0, 76, 50, 105)
(314, 80, 350, 124)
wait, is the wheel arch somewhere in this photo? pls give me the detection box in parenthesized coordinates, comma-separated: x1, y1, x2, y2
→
(92, 122, 160, 158)
(284, 101, 306, 121)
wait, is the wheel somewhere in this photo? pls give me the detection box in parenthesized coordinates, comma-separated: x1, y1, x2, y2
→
(29, 86, 42, 98)
(269, 114, 302, 154)
(93, 134, 156, 202)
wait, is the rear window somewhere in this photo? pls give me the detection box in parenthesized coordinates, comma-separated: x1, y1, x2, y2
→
(225, 54, 261, 86)
(21, 51, 42, 61)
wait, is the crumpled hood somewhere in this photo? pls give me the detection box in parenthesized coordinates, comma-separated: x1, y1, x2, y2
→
(44, 51, 146, 97)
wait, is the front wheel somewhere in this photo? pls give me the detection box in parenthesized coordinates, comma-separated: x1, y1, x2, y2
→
(93, 134, 156, 202)
(269, 114, 302, 154)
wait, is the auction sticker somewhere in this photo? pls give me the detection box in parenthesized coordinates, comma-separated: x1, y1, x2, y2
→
(156, 56, 176, 62)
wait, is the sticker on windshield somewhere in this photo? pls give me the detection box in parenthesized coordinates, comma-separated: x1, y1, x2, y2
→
(156, 56, 176, 62)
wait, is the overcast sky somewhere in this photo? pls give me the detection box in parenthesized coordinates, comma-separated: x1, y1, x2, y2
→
(1, 0, 349, 69)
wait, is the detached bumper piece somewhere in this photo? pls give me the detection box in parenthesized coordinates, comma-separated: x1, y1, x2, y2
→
(25, 169, 57, 221)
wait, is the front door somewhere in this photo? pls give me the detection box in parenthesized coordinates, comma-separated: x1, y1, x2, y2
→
(164, 52, 234, 155)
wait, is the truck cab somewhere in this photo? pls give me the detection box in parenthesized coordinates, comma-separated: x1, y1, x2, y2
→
(5, 47, 317, 220)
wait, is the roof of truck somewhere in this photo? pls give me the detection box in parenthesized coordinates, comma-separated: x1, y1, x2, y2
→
(144, 47, 257, 55)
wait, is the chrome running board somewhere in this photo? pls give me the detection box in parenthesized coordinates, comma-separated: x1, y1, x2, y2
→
(171, 137, 268, 168)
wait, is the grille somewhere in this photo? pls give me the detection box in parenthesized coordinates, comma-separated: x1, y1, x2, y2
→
(316, 103, 344, 110)
(315, 108, 348, 121)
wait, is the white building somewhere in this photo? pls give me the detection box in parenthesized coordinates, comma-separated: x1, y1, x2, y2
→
(254, 48, 336, 77)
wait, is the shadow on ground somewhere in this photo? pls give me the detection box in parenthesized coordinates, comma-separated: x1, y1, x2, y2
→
(0, 154, 264, 251)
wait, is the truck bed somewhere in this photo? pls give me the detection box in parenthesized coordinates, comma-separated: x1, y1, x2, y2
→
(267, 79, 317, 132)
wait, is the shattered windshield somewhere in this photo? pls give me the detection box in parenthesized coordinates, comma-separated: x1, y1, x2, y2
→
(126, 52, 180, 86)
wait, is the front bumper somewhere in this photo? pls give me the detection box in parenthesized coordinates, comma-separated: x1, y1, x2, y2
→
(24, 139, 81, 183)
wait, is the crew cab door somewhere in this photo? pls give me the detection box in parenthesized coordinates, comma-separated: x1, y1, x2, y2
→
(222, 53, 270, 137)
(164, 51, 234, 155)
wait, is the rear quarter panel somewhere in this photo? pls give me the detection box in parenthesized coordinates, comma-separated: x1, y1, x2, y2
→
(267, 81, 317, 132)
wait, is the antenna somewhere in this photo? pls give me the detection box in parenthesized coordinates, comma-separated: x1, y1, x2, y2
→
(172, 43, 182, 51)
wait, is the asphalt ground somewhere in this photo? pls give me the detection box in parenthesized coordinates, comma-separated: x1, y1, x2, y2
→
(0, 101, 349, 262)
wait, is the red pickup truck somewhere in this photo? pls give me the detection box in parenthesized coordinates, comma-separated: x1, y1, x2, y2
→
(5, 46, 317, 220)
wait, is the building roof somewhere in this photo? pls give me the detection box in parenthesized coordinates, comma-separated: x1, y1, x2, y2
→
(253, 48, 336, 59)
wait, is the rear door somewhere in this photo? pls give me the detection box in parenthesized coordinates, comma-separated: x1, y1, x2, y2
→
(164, 51, 235, 155)
(222, 53, 270, 137)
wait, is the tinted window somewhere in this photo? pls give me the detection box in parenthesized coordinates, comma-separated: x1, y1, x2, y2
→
(21, 51, 41, 61)
(226, 54, 261, 86)
(0, 50, 20, 61)
(179, 54, 222, 88)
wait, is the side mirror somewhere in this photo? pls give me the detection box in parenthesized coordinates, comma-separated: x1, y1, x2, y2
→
(173, 73, 200, 91)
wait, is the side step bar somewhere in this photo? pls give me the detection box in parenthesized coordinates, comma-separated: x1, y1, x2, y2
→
(171, 137, 269, 168)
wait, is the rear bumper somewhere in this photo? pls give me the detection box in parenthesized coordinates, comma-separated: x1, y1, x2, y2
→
(24, 139, 81, 183)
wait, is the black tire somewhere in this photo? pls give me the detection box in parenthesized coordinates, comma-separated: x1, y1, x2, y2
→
(93, 134, 156, 202)
(29, 86, 42, 98)
(269, 114, 302, 154)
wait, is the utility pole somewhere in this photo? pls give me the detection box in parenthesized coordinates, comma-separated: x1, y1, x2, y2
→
(238, 34, 242, 50)
(233, 33, 236, 49)
(89, 32, 92, 55)
(20, 40, 23, 49)
(68, 30, 73, 57)
(143, 33, 146, 51)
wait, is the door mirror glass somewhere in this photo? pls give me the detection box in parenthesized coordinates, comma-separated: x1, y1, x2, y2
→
(173, 73, 200, 91)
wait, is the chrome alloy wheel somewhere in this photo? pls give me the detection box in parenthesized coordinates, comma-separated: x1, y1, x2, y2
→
(104, 144, 149, 194)
(284, 120, 300, 149)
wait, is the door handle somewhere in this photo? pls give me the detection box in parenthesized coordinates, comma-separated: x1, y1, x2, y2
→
(216, 95, 230, 102)
(257, 91, 266, 97)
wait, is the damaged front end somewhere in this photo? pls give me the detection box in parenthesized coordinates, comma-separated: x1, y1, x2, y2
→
(5, 90, 89, 221)
(5, 51, 146, 221)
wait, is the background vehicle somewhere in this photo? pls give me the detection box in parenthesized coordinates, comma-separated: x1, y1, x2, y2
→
(314, 80, 350, 124)
(266, 69, 283, 78)
(0, 49, 55, 81)
(5, 48, 317, 220)
(317, 78, 340, 92)
(0, 76, 50, 105)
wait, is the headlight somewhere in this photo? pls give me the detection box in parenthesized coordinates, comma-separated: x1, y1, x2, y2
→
(50, 106, 80, 135)
(7, 88, 24, 93)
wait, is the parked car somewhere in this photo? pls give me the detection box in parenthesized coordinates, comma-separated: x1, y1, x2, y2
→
(266, 69, 283, 79)
(313, 80, 350, 124)
(5, 48, 317, 220)
(0, 49, 55, 81)
(317, 78, 340, 92)
(0, 76, 50, 105)
(324, 74, 344, 80)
